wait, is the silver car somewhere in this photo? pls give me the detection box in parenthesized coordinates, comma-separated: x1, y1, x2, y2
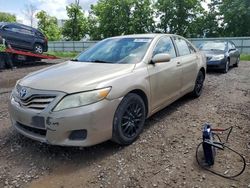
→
(9, 34, 206, 146)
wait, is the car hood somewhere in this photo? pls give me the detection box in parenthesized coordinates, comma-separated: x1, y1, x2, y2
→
(202, 50, 225, 57)
(19, 61, 136, 93)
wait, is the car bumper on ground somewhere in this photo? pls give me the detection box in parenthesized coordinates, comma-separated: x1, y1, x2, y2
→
(206, 59, 226, 69)
(9, 96, 122, 147)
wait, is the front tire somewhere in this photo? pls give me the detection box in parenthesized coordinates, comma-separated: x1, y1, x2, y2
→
(223, 59, 230, 73)
(112, 93, 146, 145)
(34, 43, 43, 54)
(191, 71, 205, 98)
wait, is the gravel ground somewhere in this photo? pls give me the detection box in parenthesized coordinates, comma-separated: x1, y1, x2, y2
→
(0, 61, 249, 188)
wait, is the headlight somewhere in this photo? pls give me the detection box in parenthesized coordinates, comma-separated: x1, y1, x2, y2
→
(210, 54, 225, 61)
(53, 87, 111, 111)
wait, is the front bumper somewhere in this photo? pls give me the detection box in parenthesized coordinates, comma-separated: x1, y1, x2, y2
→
(9, 96, 122, 147)
(206, 59, 226, 69)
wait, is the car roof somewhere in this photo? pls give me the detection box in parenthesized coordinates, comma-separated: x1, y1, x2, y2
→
(203, 40, 227, 44)
(0, 22, 35, 30)
(110, 33, 179, 39)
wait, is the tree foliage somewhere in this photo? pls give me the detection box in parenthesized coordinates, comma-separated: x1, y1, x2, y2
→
(89, 0, 155, 40)
(218, 0, 250, 37)
(0, 12, 16, 22)
(62, 0, 88, 40)
(90, 0, 132, 38)
(12, 0, 250, 41)
(130, 0, 155, 34)
(155, 0, 205, 36)
(36, 11, 61, 41)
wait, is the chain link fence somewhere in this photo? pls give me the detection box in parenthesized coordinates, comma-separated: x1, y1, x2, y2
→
(48, 37, 250, 54)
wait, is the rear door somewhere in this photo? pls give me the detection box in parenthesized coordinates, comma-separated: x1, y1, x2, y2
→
(173, 36, 198, 95)
(147, 36, 182, 111)
(14, 26, 34, 50)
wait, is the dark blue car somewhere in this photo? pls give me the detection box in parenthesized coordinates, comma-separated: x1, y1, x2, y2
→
(0, 22, 48, 54)
(199, 41, 240, 73)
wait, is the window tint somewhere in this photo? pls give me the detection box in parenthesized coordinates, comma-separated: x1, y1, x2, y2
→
(18, 28, 34, 35)
(3, 25, 13, 32)
(174, 37, 191, 56)
(153, 37, 176, 58)
(228, 42, 236, 50)
(5, 25, 20, 33)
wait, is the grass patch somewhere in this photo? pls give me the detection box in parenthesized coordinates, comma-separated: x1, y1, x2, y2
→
(240, 54, 250, 61)
(46, 51, 79, 58)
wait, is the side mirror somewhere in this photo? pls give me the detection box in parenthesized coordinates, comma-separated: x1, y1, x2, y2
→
(151, 53, 171, 64)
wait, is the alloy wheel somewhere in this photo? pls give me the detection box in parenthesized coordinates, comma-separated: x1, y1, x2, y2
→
(121, 102, 144, 138)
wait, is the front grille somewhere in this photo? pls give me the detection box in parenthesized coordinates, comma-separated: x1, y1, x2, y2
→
(16, 122, 47, 136)
(19, 94, 56, 110)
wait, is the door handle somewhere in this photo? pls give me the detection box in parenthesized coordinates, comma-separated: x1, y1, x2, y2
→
(177, 62, 181, 67)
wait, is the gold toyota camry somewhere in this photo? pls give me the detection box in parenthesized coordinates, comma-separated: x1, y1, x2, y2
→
(9, 34, 206, 146)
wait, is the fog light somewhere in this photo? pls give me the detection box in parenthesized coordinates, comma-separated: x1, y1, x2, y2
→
(69, 130, 87, 140)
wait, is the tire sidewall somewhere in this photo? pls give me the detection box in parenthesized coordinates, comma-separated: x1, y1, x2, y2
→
(112, 93, 146, 145)
(224, 60, 229, 73)
(193, 71, 205, 97)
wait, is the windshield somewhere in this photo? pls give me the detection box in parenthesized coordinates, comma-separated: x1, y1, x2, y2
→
(199, 42, 226, 51)
(75, 37, 152, 64)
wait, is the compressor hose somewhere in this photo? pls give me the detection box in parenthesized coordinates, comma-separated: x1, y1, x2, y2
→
(196, 141, 246, 179)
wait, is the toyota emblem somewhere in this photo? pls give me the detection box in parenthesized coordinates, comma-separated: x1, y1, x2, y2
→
(19, 88, 27, 99)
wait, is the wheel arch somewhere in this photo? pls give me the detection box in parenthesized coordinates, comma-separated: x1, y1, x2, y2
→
(128, 89, 149, 117)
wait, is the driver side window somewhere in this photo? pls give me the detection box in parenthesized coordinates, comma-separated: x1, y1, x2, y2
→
(153, 37, 176, 58)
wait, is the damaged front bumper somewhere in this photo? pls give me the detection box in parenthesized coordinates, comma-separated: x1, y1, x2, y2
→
(9, 92, 122, 147)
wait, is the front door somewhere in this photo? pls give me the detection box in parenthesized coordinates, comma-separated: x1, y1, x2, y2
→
(147, 36, 182, 112)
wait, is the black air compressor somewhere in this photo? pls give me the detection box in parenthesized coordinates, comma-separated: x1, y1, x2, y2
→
(196, 123, 246, 179)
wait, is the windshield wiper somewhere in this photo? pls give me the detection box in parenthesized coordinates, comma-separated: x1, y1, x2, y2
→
(90, 59, 113, 63)
(210, 49, 223, 51)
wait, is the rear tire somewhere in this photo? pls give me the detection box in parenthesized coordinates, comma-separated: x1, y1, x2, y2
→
(233, 57, 239, 67)
(112, 93, 146, 145)
(34, 43, 43, 54)
(191, 71, 205, 98)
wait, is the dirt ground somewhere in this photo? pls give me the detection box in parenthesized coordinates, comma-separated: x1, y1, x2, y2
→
(0, 60, 249, 188)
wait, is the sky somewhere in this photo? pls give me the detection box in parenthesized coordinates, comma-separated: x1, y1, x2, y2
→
(0, 0, 210, 27)
(0, 0, 98, 25)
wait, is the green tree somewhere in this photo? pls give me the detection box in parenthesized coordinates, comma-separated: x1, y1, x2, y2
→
(130, 0, 155, 33)
(87, 14, 102, 40)
(155, 0, 205, 36)
(36, 11, 61, 41)
(219, 0, 250, 36)
(62, 0, 88, 40)
(90, 0, 133, 38)
(89, 0, 155, 39)
(0, 12, 16, 22)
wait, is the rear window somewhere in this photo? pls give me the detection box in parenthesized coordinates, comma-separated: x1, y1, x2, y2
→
(174, 37, 191, 56)
(35, 31, 45, 38)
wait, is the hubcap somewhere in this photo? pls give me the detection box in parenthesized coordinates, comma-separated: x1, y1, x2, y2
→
(121, 102, 143, 138)
(35, 45, 43, 53)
